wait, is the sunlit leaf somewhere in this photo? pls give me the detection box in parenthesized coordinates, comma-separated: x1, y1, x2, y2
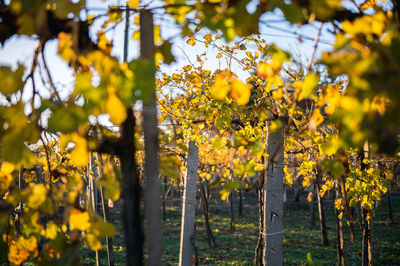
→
(57, 32, 75, 62)
(256, 62, 274, 79)
(230, 79, 251, 105)
(210, 72, 230, 100)
(86, 233, 101, 250)
(309, 108, 324, 130)
(69, 208, 90, 231)
(127, 0, 139, 9)
(106, 93, 127, 125)
(27, 183, 47, 209)
(90, 220, 116, 238)
(220, 181, 243, 200)
(297, 73, 319, 101)
(44, 221, 58, 240)
(187, 35, 196, 46)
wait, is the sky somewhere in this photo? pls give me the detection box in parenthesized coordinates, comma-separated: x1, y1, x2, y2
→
(0, 0, 336, 124)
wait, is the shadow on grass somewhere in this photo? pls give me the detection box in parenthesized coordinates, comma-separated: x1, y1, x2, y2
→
(80, 194, 400, 265)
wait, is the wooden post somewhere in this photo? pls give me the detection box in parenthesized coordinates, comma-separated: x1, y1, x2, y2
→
(238, 188, 243, 217)
(123, 4, 129, 62)
(230, 191, 235, 231)
(254, 170, 264, 266)
(163, 175, 167, 222)
(361, 142, 372, 266)
(140, 9, 162, 266)
(309, 180, 316, 228)
(315, 175, 329, 246)
(335, 181, 345, 266)
(200, 183, 216, 248)
(120, 109, 143, 266)
(118, 6, 144, 265)
(97, 154, 115, 266)
(90, 153, 100, 266)
(179, 141, 199, 266)
(263, 123, 284, 265)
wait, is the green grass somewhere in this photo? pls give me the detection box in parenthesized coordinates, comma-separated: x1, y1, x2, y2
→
(80, 193, 400, 265)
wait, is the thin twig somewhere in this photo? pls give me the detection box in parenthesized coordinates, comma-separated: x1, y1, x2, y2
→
(306, 22, 323, 74)
(40, 43, 62, 102)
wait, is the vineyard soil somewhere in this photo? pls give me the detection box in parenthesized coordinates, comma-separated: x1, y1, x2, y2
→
(74, 193, 399, 265)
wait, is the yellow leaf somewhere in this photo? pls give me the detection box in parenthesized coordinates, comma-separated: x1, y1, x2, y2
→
(297, 73, 319, 101)
(132, 30, 140, 41)
(70, 134, 89, 167)
(230, 79, 251, 105)
(187, 35, 196, 46)
(86, 233, 102, 250)
(360, 0, 376, 10)
(106, 93, 127, 125)
(97, 31, 112, 55)
(127, 0, 139, 9)
(1, 162, 15, 175)
(134, 14, 140, 25)
(320, 135, 341, 156)
(155, 50, 164, 63)
(57, 32, 75, 62)
(0, 162, 15, 193)
(224, 18, 235, 41)
(334, 198, 342, 209)
(269, 120, 282, 133)
(8, 236, 37, 265)
(254, 163, 264, 171)
(9, 241, 29, 265)
(220, 189, 230, 201)
(371, 95, 387, 116)
(216, 53, 222, 58)
(307, 192, 313, 202)
(309, 108, 324, 130)
(69, 208, 90, 231)
(256, 62, 274, 79)
(272, 88, 283, 99)
(321, 85, 341, 115)
(210, 72, 230, 100)
(203, 33, 212, 42)
(154, 25, 162, 46)
(45, 221, 58, 240)
(27, 183, 47, 209)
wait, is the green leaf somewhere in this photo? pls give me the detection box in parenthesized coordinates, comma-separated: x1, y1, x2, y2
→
(321, 159, 345, 179)
(298, 73, 319, 101)
(310, 0, 341, 21)
(279, 3, 304, 24)
(97, 176, 121, 202)
(53, 0, 84, 19)
(1, 126, 38, 165)
(48, 106, 88, 133)
(157, 40, 176, 65)
(91, 220, 116, 238)
(86, 233, 101, 250)
(74, 72, 106, 103)
(0, 65, 25, 95)
(220, 181, 243, 201)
